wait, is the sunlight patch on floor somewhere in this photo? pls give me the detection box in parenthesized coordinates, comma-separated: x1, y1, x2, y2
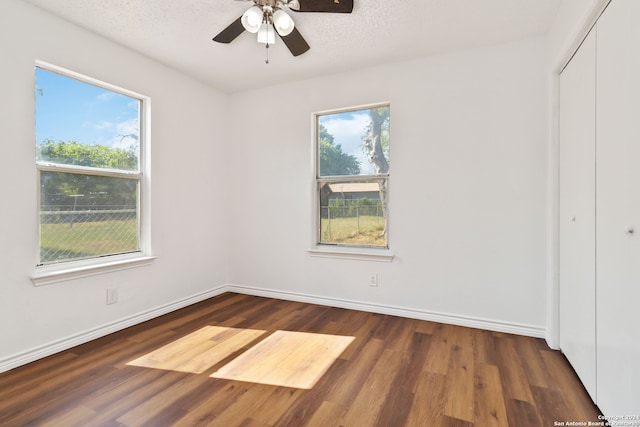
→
(211, 330, 355, 389)
(127, 326, 266, 374)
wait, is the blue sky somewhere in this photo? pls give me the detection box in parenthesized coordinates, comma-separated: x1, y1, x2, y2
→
(320, 110, 374, 175)
(35, 68, 140, 152)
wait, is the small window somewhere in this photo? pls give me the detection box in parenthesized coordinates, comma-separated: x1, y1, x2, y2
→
(315, 104, 390, 248)
(35, 65, 145, 265)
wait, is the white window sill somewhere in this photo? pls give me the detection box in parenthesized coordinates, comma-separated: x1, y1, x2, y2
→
(308, 246, 394, 262)
(31, 254, 156, 286)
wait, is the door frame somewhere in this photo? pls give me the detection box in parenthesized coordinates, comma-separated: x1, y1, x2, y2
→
(547, 0, 611, 349)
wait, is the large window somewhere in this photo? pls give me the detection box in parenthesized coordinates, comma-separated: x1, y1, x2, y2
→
(35, 65, 145, 266)
(315, 104, 390, 248)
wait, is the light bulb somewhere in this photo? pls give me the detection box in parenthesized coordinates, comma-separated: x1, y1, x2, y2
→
(257, 23, 276, 44)
(273, 9, 294, 36)
(241, 6, 263, 33)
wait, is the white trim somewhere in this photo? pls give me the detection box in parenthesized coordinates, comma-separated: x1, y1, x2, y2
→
(554, 0, 611, 74)
(0, 286, 227, 373)
(1, 283, 546, 373)
(31, 254, 157, 286)
(312, 102, 391, 251)
(546, 71, 561, 350)
(34, 61, 152, 274)
(227, 284, 546, 338)
(35, 60, 148, 100)
(314, 101, 391, 118)
(36, 162, 142, 179)
(308, 246, 394, 262)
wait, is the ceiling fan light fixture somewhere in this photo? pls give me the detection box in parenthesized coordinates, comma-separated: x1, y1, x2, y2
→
(241, 6, 263, 33)
(287, 0, 301, 11)
(213, 0, 354, 58)
(273, 9, 294, 36)
(257, 22, 276, 44)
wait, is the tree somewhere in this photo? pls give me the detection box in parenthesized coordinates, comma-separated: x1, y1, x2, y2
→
(362, 108, 389, 174)
(38, 140, 138, 209)
(38, 139, 137, 170)
(318, 124, 360, 176)
(362, 107, 390, 236)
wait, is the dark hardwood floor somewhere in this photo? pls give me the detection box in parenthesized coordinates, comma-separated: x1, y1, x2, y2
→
(0, 293, 600, 426)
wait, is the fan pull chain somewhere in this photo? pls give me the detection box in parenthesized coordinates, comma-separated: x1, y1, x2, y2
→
(265, 43, 270, 64)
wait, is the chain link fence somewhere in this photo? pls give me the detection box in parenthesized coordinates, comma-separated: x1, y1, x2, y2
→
(40, 206, 137, 263)
(320, 199, 384, 243)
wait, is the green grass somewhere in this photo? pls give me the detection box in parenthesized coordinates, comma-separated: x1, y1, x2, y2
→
(320, 215, 386, 246)
(40, 219, 137, 262)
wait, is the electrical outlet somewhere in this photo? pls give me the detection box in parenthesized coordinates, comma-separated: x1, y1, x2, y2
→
(106, 288, 118, 305)
(368, 273, 378, 287)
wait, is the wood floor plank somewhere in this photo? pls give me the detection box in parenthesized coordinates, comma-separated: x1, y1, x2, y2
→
(0, 351, 78, 394)
(473, 329, 498, 366)
(539, 349, 601, 421)
(170, 383, 276, 427)
(304, 400, 345, 427)
(0, 293, 601, 427)
(438, 415, 475, 427)
(268, 354, 352, 425)
(245, 385, 304, 426)
(530, 385, 574, 426)
(504, 398, 543, 427)
(512, 335, 554, 389)
(81, 370, 193, 426)
(405, 371, 448, 426)
(116, 371, 208, 426)
(37, 405, 96, 427)
(237, 417, 271, 427)
(444, 343, 475, 422)
(322, 337, 386, 408)
(494, 335, 536, 403)
(474, 363, 509, 426)
(423, 325, 453, 375)
(339, 347, 406, 426)
(83, 366, 181, 412)
(337, 312, 383, 361)
(375, 331, 432, 426)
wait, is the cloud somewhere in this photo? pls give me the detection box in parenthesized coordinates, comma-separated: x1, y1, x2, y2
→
(111, 118, 140, 151)
(321, 112, 373, 173)
(126, 100, 139, 111)
(94, 120, 114, 130)
(95, 92, 115, 103)
(321, 113, 370, 147)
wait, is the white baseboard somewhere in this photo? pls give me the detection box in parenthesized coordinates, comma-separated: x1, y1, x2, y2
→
(0, 286, 227, 373)
(1, 283, 547, 373)
(226, 284, 547, 339)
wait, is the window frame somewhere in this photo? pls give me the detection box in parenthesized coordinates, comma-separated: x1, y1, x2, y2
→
(31, 61, 154, 285)
(309, 103, 393, 262)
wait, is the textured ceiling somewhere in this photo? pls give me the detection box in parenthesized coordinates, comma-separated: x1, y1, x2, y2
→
(21, 0, 560, 93)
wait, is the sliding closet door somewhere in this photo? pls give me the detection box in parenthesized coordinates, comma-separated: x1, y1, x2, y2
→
(558, 29, 597, 401)
(596, 0, 640, 414)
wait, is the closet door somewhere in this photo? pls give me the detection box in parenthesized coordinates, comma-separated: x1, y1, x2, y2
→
(596, 0, 640, 415)
(558, 29, 597, 401)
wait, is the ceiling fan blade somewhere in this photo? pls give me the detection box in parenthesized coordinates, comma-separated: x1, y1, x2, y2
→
(278, 27, 310, 56)
(213, 16, 245, 43)
(293, 0, 353, 13)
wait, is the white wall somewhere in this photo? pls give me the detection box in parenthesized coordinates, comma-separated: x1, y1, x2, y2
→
(228, 37, 549, 334)
(0, 0, 230, 367)
(1, 0, 553, 371)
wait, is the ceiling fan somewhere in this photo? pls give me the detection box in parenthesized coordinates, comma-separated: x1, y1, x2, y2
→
(213, 0, 354, 58)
